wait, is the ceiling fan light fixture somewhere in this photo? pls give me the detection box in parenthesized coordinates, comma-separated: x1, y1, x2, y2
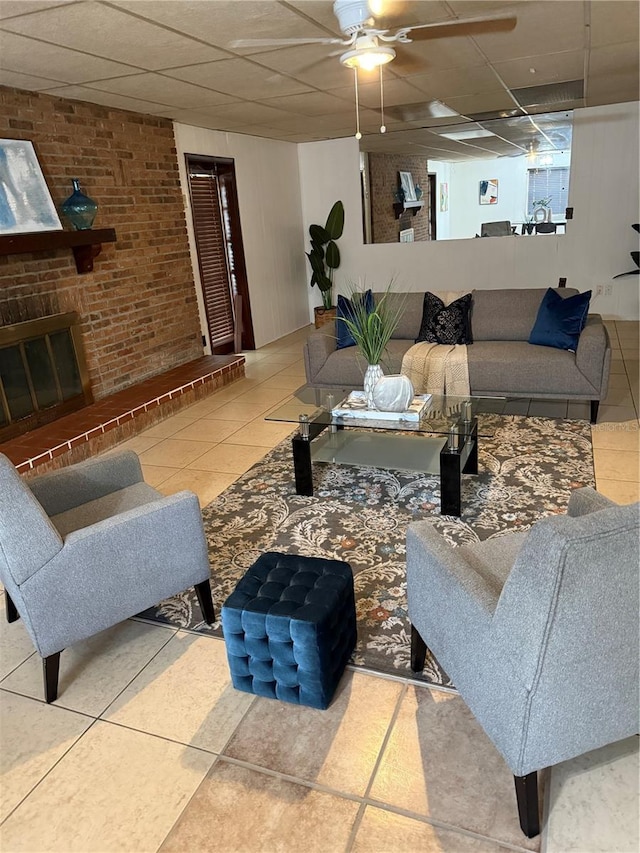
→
(340, 43, 396, 70)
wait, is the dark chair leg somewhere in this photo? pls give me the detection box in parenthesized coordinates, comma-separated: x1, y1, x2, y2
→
(590, 400, 599, 424)
(410, 624, 427, 672)
(514, 772, 540, 838)
(5, 592, 19, 623)
(43, 652, 61, 704)
(194, 580, 215, 625)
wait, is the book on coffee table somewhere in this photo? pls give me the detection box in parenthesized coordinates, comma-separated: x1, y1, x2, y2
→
(332, 391, 432, 422)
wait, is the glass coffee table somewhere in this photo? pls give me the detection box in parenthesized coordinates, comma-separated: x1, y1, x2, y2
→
(266, 386, 521, 516)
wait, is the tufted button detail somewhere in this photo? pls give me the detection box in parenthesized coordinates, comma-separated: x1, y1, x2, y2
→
(221, 552, 357, 710)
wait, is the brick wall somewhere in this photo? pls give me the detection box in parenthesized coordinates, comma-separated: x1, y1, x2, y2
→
(0, 86, 203, 400)
(368, 153, 431, 243)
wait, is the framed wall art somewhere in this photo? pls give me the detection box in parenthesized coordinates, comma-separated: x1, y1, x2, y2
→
(439, 182, 448, 212)
(479, 178, 498, 205)
(0, 139, 62, 234)
(399, 170, 417, 202)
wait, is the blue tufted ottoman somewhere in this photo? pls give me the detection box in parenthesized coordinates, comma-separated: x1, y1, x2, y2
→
(221, 552, 357, 710)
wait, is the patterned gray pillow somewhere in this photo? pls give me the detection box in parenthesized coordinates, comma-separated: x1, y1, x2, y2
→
(415, 292, 473, 344)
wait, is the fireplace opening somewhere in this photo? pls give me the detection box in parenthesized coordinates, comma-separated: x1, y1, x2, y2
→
(0, 313, 92, 442)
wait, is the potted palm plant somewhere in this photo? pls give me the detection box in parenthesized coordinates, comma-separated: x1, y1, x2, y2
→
(337, 282, 406, 408)
(306, 200, 344, 328)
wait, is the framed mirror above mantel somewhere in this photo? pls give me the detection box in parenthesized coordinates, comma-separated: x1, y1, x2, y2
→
(360, 110, 573, 245)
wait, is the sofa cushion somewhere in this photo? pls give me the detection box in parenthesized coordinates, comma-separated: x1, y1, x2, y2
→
(336, 289, 374, 349)
(471, 288, 579, 341)
(416, 292, 473, 345)
(529, 288, 591, 352)
(314, 339, 414, 387)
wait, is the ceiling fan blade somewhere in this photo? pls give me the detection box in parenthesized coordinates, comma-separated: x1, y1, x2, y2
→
(230, 36, 347, 48)
(395, 13, 517, 41)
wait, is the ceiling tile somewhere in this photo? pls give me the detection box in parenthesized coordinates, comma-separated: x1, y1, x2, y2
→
(164, 57, 311, 99)
(444, 91, 519, 116)
(0, 1, 228, 70)
(404, 64, 505, 99)
(588, 42, 640, 77)
(248, 43, 355, 90)
(328, 77, 439, 110)
(0, 68, 65, 90)
(83, 72, 238, 109)
(589, 0, 640, 48)
(174, 100, 299, 127)
(0, 30, 138, 82)
(389, 36, 488, 77)
(110, 0, 333, 53)
(42, 84, 170, 114)
(492, 50, 584, 89)
(260, 90, 354, 116)
(0, 0, 73, 19)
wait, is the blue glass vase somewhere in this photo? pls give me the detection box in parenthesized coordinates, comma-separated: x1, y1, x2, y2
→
(61, 179, 97, 230)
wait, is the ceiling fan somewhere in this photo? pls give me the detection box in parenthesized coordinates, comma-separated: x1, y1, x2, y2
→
(231, 0, 517, 72)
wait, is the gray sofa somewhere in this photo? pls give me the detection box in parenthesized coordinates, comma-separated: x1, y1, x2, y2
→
(303, 288, 611, 423)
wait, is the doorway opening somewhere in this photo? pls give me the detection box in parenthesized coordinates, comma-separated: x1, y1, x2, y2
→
(186, 155, 254, 353)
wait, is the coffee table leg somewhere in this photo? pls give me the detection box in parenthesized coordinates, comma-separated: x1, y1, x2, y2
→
(463, 418, 478, 475)
(292, 432, 313, 496)
(440, 444, 462, 516)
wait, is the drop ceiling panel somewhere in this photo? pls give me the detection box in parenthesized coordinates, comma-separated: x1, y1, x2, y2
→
(42, 84, 170, 115)
(589, 0, 640, 47)
(492, 50, 584, 90)
(0, 30, 139, 82)
(328, 77, 435, 110)
(281, 1, 343, 33)
(0, 1, 228, 70)
(444, 91, 519, 115)
(83, 73, 239, 109)
(403, 64, 506, 99)
(172, 99, 300, 127)
(389, 37, 487, 75)
(374, 0, 459, 29)
(0, 0, 72, 19)
(164, 57, 312, 100)
(110, 0, 333, 53)
(0, 68, 65, 90)
(260, 90, 354, 116)
(463, 1, 586, 61)
(247, 44, 355, 90)
(588, 42, 640, 77)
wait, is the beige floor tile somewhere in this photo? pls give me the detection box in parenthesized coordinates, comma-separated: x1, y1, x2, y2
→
(609, 360, 626, 375)
(233, 387, 292, 407)
(170, 418, 244, 443)
(138, 437, 216, 468)
(545, 737, 639, 853)
(110, 435, 159, 455)
(596, 405, 639, 425)
(140, 463, 181, 487)
(594, 479, 640, 504)
(198, 399, 275, 421)
(224, 419, 296, 448)
(276, 364, 308, 378)
(591, 420, 640, 452)
(607, 372, 634, 389)
(369, 687, 539, 850)
(185, 443, 267, 475)
(102, 633, 254, 752)
(1, 620, 176, 716)
(621, 347, 639, 360)
(181, 396, 226, 418)
(256, 375, 305, 392)
(0, 598, 36, 681)
(353, 805, 508, 852)
(0, 691, 92, 823)
(204, 378, 262, 401)
(593, 449, 640, 483)
(0, 720, 214, 853)
(139, 415, 199, 439)
(158, 759, 360, 853)
(157, 468, 238, 506)
(244, 363, 287, 382)
(602, 387, 635, 408)
(224, 671, 402, 797)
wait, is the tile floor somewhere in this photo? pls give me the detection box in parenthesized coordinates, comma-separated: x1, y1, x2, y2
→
(1, 321, 638, 852)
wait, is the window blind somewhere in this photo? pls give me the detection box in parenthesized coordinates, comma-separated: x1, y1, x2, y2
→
(527, 167, 569, 217)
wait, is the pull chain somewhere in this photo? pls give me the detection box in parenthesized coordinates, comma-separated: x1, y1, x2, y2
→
(354, 67, 362, 140)
(379, 64, 386, 133)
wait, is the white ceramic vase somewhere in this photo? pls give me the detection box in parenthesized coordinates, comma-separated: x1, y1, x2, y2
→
(363, 363, 384, 409)
(372, 374, 414, 412)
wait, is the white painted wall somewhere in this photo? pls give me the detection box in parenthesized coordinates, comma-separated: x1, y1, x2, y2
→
(173, 123, 308, 349)
(298, 101, 639, 321)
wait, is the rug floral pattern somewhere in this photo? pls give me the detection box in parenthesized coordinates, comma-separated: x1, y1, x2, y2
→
(139, 414, 594, 687)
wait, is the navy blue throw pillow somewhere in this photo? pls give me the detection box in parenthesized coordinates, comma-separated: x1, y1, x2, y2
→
(529, 288, 592, 352)
(336, 289, 374, 349)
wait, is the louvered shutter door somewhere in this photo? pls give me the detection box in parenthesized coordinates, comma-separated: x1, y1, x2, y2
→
(189, 173, 234, 346)
(527, 167, 570, 217)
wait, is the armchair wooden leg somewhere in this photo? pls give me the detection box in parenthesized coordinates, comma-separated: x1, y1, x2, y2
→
(410, 624, 427, 672)
(194, 580, 215, 625)
(5, 592, 19, 623)
(43, 652, 61, 704)
(514, 772, 540, 838)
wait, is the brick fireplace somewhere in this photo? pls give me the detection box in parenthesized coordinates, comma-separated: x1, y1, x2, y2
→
(0, 86, 245, 470)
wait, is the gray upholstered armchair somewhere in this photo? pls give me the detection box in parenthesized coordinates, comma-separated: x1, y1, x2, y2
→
(0, 451, 214, 703)
(407, 487, 639, 838)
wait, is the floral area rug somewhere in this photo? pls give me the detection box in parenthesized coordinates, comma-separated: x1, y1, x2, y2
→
(138, 414, 594, 687)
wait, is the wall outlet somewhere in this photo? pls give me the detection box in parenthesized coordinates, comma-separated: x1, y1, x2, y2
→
(595, 285, 603, 296)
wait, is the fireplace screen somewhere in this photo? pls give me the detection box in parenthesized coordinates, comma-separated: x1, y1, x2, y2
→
(0, 313, 92, 441)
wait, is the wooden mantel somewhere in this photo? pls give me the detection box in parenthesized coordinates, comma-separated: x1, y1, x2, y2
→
(0, 228, 117, 274)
